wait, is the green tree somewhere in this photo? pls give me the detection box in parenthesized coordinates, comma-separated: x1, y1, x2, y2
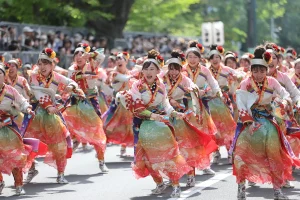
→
(277, 0, 300, 51)
(125, 0, 200, 35)
(125, 0, 289, 51)
(0, 0, 135, 48)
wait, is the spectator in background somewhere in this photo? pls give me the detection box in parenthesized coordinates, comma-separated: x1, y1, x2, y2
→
(53, 31, 64, 52)
(21, 63, 32, 81)
(7, 40, 20, 51)
(99, 37, 108, 48)
(22, 38, 34, 51)
(73, 33, 83, 50)
(7, 26, 17, 44)
(58, 39, 73, 68)
(38, 33, 48, 50)
(46, 30, 56, 49)
(19, 26, 34, 46)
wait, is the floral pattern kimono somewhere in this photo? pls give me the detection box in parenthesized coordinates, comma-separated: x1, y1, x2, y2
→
(6, 75, 32, 127)
(162, 73, 218, 169)
(124, 78, 191, 181)
(102, 69, 135, 147)
(25, 71, 77, 172)
(270, 69, 300, 158)
(230, 76, 300, 188)
(63, 63, 107, 156)
(0, 84, 46, 176)
(182, 64, 218, 137)
(207, 64, 237, 149)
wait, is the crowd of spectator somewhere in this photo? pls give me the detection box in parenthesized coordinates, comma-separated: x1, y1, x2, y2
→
(0, 24, 198, 68)
(125, 34, 191, 56)
(0, 25, 108, 52)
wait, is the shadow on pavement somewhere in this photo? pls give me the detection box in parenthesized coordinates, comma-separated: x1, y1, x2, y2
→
(106, 161, 132, 169)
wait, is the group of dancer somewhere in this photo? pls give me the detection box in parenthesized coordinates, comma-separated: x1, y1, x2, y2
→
(0, 40, 300, 200)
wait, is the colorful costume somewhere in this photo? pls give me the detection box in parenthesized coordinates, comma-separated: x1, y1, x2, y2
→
(231, 76, 300, 188)
(64, 62, 106, 162)
(183, 64, 218, 137)
(25, 70, 77, 173)
(102, 68, 135, 148)
(270, 69, 300, 159)
(0, 83, 46, 193)
(208, 64, 237, 149)
(126, 78, 191, 182)
(5, 74, 32, 127)
(163, 72, 217, 170)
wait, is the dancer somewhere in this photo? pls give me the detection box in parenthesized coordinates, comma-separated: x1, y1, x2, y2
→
(0, 63, 37, 195)
(277, 47, 289, 73)
(64, 43, 108, 172)
(126, 50, 192, 197)
(292, 56, 300, 126)
(102, 52, 135, 156)
(207, 45, 237, 163)
(5, 58, 32, 128)
(24, 48, 77, 184)
(183, 41, 219, 174)
(231, 46, 300, 200)
(163, 50, 218, 187)
(265, 44, 300, 189)
(224, 51, 238, 69)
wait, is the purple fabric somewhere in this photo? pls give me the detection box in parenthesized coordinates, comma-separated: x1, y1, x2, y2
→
(23, 138, 40, 151)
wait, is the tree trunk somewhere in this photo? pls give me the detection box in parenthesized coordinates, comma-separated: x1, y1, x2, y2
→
(86, 0, 135, 49)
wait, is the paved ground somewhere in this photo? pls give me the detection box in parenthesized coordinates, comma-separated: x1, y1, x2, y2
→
(2, 146, 300, 200)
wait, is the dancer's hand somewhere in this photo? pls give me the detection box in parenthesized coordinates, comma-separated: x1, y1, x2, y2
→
(27, 108, 35, 117)
(65, 85, 74, 93)
(0, 122, 3, 128)
(198, 89, 206, 97)
(176, 112, 185, 119)
(150, 113, 163, 121)
(170, 99, 180, 108)
(248, 122, 261, 135)
(47, 106, 59, 114)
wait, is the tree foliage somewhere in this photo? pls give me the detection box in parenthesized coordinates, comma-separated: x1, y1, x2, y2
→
(125, 0, 200, 35)
(0, 0, 135, 48)
(277, 0, 300, 52)
(126, 0, 291, 50)
(0, 0, 298, 50)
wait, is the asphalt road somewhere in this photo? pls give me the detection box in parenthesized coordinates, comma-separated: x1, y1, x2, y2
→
(1, 146, 300, 200)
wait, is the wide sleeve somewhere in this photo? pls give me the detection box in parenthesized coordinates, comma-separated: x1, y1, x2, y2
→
(272, 77, 292, 104)
(161, 85, 175, 116)
(203, 66, 221, 96)
(283, 73, 300, 103)
(12, 87, 31, 113)
(56, 72, 78, 90)
(127, 81, 153, 118)
(183, 76, 200, 102)
(236, 80, 258, 124)
(113, 72, 131, 82)
(22, 78, 33, 99)
(29, 75, 54, 109)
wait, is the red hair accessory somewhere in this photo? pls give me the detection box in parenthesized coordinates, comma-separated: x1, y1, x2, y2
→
(0, 55, 4, 63)
(272, 44, 279, 53)
(263, 52, 272, 64)
(122, 52, 130, 60)
(16, 58, 22, 67)
(196, 43, 205, 53)
(44, 48, 56, 59)
(156, 55, 164, 67)
(179, 53, 185, 59)
(217, 46, 224, 54)
(81, 43, 91, 53)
